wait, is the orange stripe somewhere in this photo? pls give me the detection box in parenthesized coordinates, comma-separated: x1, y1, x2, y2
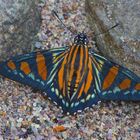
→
(119, 79, 131, 90)
(84, 58, 93, 94)
(58, 65, 64, 90)
(63, 81, 66, 96)
(135, 83, 140, 90)
(78, 82, 85, 98)
(68, 45, 75, 62)
(58, 54, 68, 90)
(69, 46, 79, 82)
(103, 66, 119, 90)
(36, 52, 47, 80)
(84, 47, 88, 66)
(76, 47, 84, 83)
(20, 62, 31, 75)
(7, 60, 16, 70)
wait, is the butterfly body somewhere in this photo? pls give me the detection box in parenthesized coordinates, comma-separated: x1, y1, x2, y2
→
(0, 32, 140, 114)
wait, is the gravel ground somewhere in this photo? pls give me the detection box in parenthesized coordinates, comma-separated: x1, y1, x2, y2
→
(0, 0, 140, 139)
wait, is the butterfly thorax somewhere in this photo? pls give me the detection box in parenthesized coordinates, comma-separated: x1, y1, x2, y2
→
(74, 32, 89, 45)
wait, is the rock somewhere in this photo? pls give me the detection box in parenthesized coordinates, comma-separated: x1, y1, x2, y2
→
(85, 0, 140, 76)
(0, 0, 41, 60)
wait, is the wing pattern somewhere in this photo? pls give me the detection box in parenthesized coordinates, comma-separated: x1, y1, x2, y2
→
(0, 47, 68, 93)
(42, 45, 101, 114)
(0, 36, 140, 114)
(90, 50, 140, 101)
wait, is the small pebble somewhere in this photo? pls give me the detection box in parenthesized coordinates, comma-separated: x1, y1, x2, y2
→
(50, 136, 59, 140)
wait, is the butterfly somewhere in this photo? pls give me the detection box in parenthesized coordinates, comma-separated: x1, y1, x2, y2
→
(0, 32, 140, 114)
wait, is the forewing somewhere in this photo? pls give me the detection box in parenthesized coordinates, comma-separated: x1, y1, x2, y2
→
(90, 50, 140, 101)
(0, 47, 68, 102)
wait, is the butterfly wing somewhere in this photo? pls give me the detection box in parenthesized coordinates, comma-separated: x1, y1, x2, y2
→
(1, 45, 139, 114)
(65, 56, 101, 114)
(89, 50, 140, 101)
(49, 45, 101, 114)
(0, 45, 100, 114)
(42, 52, 69, 113)
(0, 47, 69, 107)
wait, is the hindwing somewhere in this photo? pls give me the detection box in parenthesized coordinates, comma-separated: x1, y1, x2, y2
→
(89, 50, 140, 101)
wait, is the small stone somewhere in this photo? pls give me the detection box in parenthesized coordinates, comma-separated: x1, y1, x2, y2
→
(4, 126, 10, 137)
(17, 118, 23, 123)
(63, 13, 69, 20)
(50, 136, 59, 140)
(62, 5, 69, 13)
(53, 125, 67, 132)
(26, 127, 33, 135)
(17, 122, 22, 128)
(71, 3, 78, 11)
(35, 134, 44, 140)
(31, 124, 39, 134)
(19, 132, 28, 139)
(33, 102, 37, 107)
(35, 42, 43, 49)
(62, 131, 68, 139)
(32, 116, 41, 124)
(107, 129, 113, 140)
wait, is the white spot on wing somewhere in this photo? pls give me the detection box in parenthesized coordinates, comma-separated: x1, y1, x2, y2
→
(102, 91, 107, 95)
(54, 101, 57, 105)
(108, 91, 112, 94)
(51, 87, 54, 92)
(132, 90, 137, 94)
(113, 87, 120, 94)
(86, 94, 91, 101)
(80, 99, 85, 103)
(74, 102, 79, 107)
(124, 91, 130, 95)
(55, 88, 59, 96)
(91, 93, 95, 98)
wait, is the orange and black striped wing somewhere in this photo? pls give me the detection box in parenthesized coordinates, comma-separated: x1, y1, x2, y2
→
(90, 51, 140, 101)
(65, 55, 101, 114)
(52, 45, 101, 114)
(0, 47, 68, 104)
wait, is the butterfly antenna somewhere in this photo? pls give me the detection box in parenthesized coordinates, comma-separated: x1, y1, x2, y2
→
(95, 23, 119, 36)
(52, 10, 75, 34)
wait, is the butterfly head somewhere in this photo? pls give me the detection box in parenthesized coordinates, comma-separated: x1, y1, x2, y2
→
(74, 32, 89, 45)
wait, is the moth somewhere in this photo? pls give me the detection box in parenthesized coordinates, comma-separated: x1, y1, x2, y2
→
(0, 11, 140, 114)
(0, 32, 140, 114)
